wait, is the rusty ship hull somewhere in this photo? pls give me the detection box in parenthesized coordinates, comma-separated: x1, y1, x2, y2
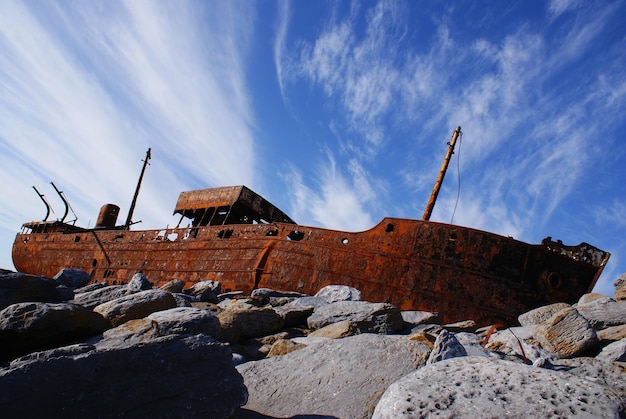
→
(12, 196, 609, 326)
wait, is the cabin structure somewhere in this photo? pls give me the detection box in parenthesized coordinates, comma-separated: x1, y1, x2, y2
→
(173, 185, 295, 227)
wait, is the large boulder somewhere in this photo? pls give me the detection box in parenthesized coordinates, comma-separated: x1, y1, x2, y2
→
(218, 304, 284, 343)
(535, 307, 598, 358)
(314, 285, 362, 303)
(184, 280, 221, 303)
(159, 278, 185, 293)
(98, 307, 222, 347)
(53, 269, 91, 289)
(0, 334, 247, 418)
(93, 289, 177, 327)
(518, 303, 570, 326)
(372, 357, 624, 418)
(576, 299, 626, 330)
(71, 285, 130, 309)
(283, 296, 329, 311)
(237, 334, 431, 418)
(273, 304, 314, 327)
(126, 272, 152, 292)
(0, 302, 107, 362)
(0, 272, 73, 310)
(307, 301, 404, 334)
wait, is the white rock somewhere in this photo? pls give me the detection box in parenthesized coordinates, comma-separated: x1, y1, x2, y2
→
(237, 334, 432, 418)
(372, 357, 624, 418)
(518, 303, 570, 326)
(307, 301, 403, 334)
(577, 299, 626, 329)
(401, 310, 439, 325)
(596, 338, 626, 363)
(314, 285, 362, 303)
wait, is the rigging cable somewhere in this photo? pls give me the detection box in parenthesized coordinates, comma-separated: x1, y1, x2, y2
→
(450, 129, 463, 224)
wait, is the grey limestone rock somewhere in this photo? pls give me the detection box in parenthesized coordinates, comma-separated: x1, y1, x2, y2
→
(484, 325, 557, 364)
(308, 319, 360, 339)
(0, 271, 73, 310)
(426, 329, 467, 364)
(577, 299, 626, 330)
(273, 304, 314, 327)
(535, 307, 598, 358)
(251, 288, 307, 298)
(0, 334, 247, 418)
(518, 302, 570, 326)
(218, 304, 284, 343)
(98, 307, 222, 349)
(71, 285, 130, 309)
(93, 289, 177, 327)
(126, 272, 152, 292)
(237, 333, 431, 418)
(184, 280, 221, 303)
(307, 301, 403, 334)
(556, 356, 626, 405)
(0, 302, 108, 362)
(159, 278, 185, 293)
(314, 284, 362, 303)
(283, 295, 329, 311)
(401, 310, 439, 326)
(372, 356, 625, 418)
(53, 269, 91, 289)
(596, 338, 626, 363)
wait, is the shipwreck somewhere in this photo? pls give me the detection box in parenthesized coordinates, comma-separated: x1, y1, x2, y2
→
(12, 127, 610, 325)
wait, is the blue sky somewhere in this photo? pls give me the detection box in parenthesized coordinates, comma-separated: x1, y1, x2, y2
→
(1, 0, 624, 296)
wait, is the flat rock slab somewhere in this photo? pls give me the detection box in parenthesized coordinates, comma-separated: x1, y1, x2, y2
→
(237, 333, 431, 418)
(518, 302, 571, 326)
(372, 357, 625, 418)
(94, 289, 177, 327)
(307, 301, 403, 334)
(577, 299, 626, 329)
(72, 285, 130, 309)
(98, 307, 222, 349)
(0, 302, 108, 362)
(53, 269, 91, 288)
(218, 305, 284, 343)
(0, 334, 247, 418)
(0, 272, 73, 310)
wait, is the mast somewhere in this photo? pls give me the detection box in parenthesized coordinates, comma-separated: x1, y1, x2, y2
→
(124, 148, 151, 229)
(32, 186, 53, 222)
(422, 126, 461, 221)
(50, 182, 69, 223)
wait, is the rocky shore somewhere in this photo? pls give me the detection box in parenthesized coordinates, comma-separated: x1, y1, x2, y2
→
(0, 268, 625, 418)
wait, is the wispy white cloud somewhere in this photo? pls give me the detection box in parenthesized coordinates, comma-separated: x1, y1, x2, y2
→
(282, 152, 374, 231)
(0, 0, 258, 267)
(274, 0, 291, 102)
(548, 0, 582, 18)
(280, 0, 625, 255)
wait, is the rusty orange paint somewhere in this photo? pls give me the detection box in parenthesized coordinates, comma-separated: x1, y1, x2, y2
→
(13, 212, 609, 326)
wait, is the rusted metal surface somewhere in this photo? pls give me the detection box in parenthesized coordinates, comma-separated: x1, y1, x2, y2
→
(174, 186, 295, 227)
(12, 186, 610, 326)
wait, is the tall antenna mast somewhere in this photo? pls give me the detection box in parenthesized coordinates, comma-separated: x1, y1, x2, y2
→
(124, 148, 151, 229)
(422, 126, 462, 221)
